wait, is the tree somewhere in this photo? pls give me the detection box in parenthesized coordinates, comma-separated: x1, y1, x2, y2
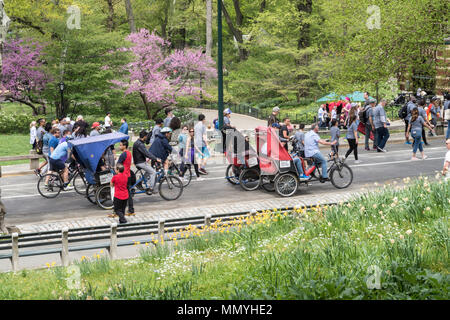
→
(112, 29, 217, 119)
(124, 0, 136, 33)
(1, 39, 50, 115)
(206, 0, 213, 57)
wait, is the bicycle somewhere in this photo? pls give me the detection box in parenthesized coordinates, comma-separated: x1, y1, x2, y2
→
(167, 155, 192, 187)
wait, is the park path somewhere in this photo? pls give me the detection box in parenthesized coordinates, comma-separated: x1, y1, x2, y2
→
(190, 108, 266, 130)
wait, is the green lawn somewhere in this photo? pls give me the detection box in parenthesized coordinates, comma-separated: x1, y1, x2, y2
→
(0, 177, 448, 300)
(0, 134, 38, 166)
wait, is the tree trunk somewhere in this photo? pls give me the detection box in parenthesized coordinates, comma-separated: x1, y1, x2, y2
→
(221, 0, 248, 61)
(106, 0, 115, 32)
(124, 0, 136, 33)
(295, 0, 312, 100)
(206, 0, 213, 57)
(140, 93, 152, 120)
(161, 0, 170, 39)
(259, 0, 266, 12)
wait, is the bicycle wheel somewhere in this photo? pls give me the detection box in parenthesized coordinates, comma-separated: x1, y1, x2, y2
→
(96, 185, 114, 210)
(37, 173, 63, 199)
(274, 172, 298, 197)
(225, 164, 240, 185)
(239, 168, 261, 191)
(330, 163, 353, 189)
(159, 175, 183, 201)
(169, 163, 191, 187)
(73, 171, 87, 195)
(86, 184, 96, 204)
(261, 176, 275, 192)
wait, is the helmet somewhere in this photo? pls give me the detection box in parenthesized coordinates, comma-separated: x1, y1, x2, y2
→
(161, 127, 173, 133)
(224, 108, 232, 115)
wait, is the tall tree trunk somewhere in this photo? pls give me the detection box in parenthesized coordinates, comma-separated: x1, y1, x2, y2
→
(206, 0, 213, 57)
(124, 0, 136, 33)
(161, 0, 170, 39)
(260, 0, 266, 12)
(295, 0, 312, 101)
(221, 0, 248, 61)
(106, 0, 115, 32)
(140, 93, 152, 120)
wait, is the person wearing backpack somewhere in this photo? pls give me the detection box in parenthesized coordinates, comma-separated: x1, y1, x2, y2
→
(404, 95, 418, 144)
(363, 99, 377, 151)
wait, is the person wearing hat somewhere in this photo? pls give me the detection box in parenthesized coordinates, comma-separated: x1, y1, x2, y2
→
(149, 127, 173, 172)
(222, 108, 235, 153)
(90, 122, 101, 136)
(268, 107, 280, 128)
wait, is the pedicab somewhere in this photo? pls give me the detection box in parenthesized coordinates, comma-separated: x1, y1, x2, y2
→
(67, 132, 129, 210)
(255, 126, 353, 197)
(224, 129, 260, 191)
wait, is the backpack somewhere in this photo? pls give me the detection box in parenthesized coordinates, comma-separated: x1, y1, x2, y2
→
(145, 127, 153, 145)
(398, 103, 408, 119)
(359, 108, 368, 124)
(35, 139, 43, 155)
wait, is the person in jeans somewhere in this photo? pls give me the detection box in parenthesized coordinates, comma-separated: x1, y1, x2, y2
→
(373, 98, 390, 153)
(183, 127, 203, 181)
(344, 115, 361, 163)
(416, 99, 433, 146)
(428, 97, 440, 137)
(405, 95, 417, 144)
(116, 140, 134, 215)
(406, 108, 434, 160)
(363, 99, 376, 150)
(132, 130, 160, 193)
(329, 119, 340, 159)
(35, 123, 53, 176)
(110, 163, 128, 224)
(304, 123, 337, 181)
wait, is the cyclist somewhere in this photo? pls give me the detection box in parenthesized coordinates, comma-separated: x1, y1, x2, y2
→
(48, 139, 74, 191)
(133, 130, 160, 194)
(149, 127, 173, 172)
(304, 123, 337, 181)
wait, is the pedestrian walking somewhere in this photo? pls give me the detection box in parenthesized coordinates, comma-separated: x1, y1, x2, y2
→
(373, 98, 390, 153)
(406, 108, 434, 160)
(149, 118, 163, 145)
(428, 97, 440, 137)
(111, 163, 128, 224)
(116, 140, 134, 215)
(318, 105, 325, 128)
(404, 95, 417, 144)
(182, 127, 202, 180)
(30, 121, 37, 150)
(35, 123, 53, 176)
(442, 139, 450, 180)
(194, 114, 210, 175)
(344, 115, 361, 163)
(417, 99, 432, 146)
(104, 112, 112, 129)
(329, 119, 340, 159)
(163, 108, 174, 128)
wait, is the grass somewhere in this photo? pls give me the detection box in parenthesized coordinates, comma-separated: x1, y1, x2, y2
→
(0, 176, 448, 300)
(0, 134, 41, 166)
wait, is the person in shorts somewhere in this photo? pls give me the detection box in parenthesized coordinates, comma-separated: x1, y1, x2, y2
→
(48, 140, 73, 191)
(194, 114, 210, 175)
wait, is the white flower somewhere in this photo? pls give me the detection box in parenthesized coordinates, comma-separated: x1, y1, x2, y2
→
(399, 235, 404, 240)
(390, 239, 395, 244)
(406, 229, 412, 235)
(378, 234, 383, 239)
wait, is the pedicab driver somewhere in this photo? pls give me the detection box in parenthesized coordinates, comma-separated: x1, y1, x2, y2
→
(48, 138, 74, 191)
(304, 123, 337, 181)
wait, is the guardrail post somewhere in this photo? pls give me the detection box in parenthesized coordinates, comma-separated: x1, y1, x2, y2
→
(11, 232, 19, 272)
(250, 209, 257, 218)
(158, 219, 165, 241)
(29, 150, 40, 170)
(109, 223, 117, 260)
(61, 227, 69, 267)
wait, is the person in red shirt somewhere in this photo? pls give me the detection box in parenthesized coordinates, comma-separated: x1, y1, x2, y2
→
(111, 163, 129, 224)
(116, 140, 135, 215)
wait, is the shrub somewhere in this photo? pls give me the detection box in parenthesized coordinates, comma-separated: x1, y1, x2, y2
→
(0, 112, 36, 134)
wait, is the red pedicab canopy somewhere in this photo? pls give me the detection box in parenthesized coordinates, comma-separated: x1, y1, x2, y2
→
(255, 126, 292, 175)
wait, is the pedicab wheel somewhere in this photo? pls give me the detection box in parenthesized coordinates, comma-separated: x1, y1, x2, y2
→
(86, 183, 96, 204)
(330, 163, 353, 189)
(73, 171, 87, 195)
(95, 184, 114, 210)
(239, 168, 261, 191)
(261, 176, 275, 192)
(159, 175, 183, 201)
(225, 164, 240, 185)
(274, 173, 298, 197)
(37, 173, 63, 199)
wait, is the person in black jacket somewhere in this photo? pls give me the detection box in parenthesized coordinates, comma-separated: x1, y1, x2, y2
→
(133, 130, 160, 193)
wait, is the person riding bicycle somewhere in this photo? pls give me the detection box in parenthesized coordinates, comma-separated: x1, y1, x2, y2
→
(48, 138, 74, 191)
(133, 130, 161, 194)
(149, 127, 173, 172)
(304, 123, 337, 181)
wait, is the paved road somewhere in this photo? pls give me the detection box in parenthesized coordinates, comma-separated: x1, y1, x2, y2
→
(1, 140, 446, 227)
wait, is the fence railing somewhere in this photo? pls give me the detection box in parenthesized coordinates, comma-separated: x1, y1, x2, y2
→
(0, 204, 329, 272)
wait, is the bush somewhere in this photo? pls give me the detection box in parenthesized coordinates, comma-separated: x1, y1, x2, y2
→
(0, 112, 36, 134)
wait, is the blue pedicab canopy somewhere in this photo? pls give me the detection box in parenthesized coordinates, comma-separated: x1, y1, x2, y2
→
(67, 132, 129, 173)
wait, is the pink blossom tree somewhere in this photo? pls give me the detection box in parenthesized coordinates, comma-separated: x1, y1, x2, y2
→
(113, 29, 217, 119)
(1, 39, 50, 115)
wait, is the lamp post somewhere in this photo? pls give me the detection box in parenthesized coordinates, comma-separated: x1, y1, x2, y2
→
(217, 0, 224, 130)
(59, 82, 65, 118)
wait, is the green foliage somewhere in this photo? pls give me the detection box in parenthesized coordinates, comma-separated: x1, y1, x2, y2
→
(0, 112, 35, 134)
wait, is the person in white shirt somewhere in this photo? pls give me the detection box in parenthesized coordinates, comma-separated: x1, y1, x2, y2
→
(30, 121, 37, 149)
(443, 139, 450, 180)
(104, 112, 112, 129)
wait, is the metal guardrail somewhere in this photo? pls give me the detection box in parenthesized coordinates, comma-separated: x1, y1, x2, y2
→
(0, 204, 332, 272)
